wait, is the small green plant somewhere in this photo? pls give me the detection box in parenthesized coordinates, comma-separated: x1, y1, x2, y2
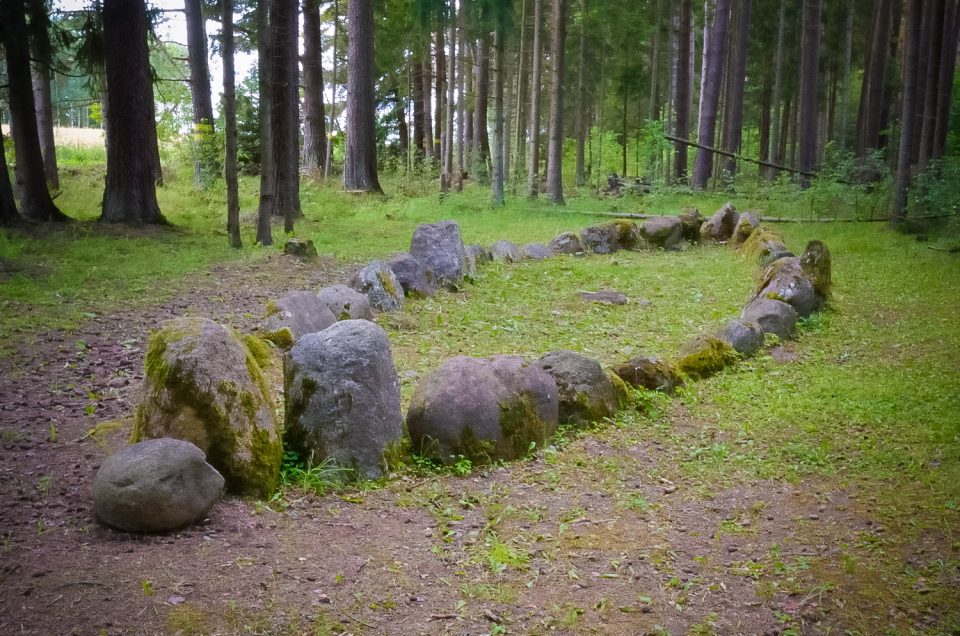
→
(453, 455, 473, 477)
(47, 423, 58, 443)
(140, 579, 155, 596)
(279, 451, 353, 495)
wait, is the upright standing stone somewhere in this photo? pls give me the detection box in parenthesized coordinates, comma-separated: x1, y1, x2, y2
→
(409, 220, 468, 289)
(348, 261, 405, 312)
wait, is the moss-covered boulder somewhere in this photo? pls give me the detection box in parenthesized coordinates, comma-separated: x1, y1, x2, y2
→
(548, 232, 583, 255)
(753, 256, 821, 318)
(699, 202, 739, 242)
(348, 261, 405, 312)
(611, 355, 682, 393)
(284, 320, 402, 479)
(800, 240, 832, 299)
(742, 227, 793, 266)
(490, 239, 523, 263)
(407, 355, 559, 465)
(741, 297, 798, 340)
(283, 238, 318, 259)
(640, 216, 683, 250)
(536, 350, 624, 426)
(678, 208, 705, 241)
(607, 219, 642, 250)
(132, 317, 282, 497)
(258, 291, 337, 349)
(317, 284, 373, 321)
(716, 318, 764, 357)
(730, 211, 761, 248)
(579, 225, 618, 254)
(676, 335, 738, 379)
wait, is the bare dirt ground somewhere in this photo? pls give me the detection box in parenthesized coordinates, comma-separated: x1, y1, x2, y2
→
(0, 250, 952, 635)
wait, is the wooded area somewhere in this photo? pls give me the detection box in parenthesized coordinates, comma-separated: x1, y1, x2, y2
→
(1, 0, 958, 235)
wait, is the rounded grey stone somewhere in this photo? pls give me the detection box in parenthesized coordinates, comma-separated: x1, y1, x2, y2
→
(348, 261, 405, 312)
(742, 297, 798, 340)
(317, 284, 374, 321)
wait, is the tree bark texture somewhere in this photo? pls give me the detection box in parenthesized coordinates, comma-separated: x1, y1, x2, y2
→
(256, 1, 274, 245)
(527, 0, 544, 197)
(917, 0, 945, 169)
(691, 0, 730, 189)
(344, 0, 383, 193)
(721, 0, 751, 177)
(491, 28, 506, 205)
(422, 45, 434, 162)
(575, 0, 587, 186)
(223, 0, 242, 248)
(302, 0, 328, 176)
(673, 0, 692, 182)
(443, 13, 456, 191)
(767, 0, 786, 179)
(473, 36, 491, 175)
(269, 0, 300, 231)
(0, 127, 19, 225)
(932, 0, 959, 159)
(545, 0, 567, 204)
(856, 0, 891, 156)
(99, 0, 163, 224)
(893, 0, 924, 222)
(185, 0, 216, 188)
(798, 0, 821, 188)
(32, 68, 59, 190)
(839, 0, 854, 149)
(436, 25, 446, 161)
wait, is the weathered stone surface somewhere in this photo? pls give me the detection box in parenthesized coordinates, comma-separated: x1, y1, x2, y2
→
(578, 290, 629, 305)
(730, 211, 761, 247)
(348, 261, 405, 312)
(132, 317, 281, 497)
(284, 320, 402, 479)
(490, 240, 522, 263)
(611, 355, 682, 394)
(407, 355, 559, 465)
(699, 202, 740, 242)
(678, 208, 705, 241)
(716, 318, 764, 356)
(465, 244, 491, 266)
(548, 232, 583, 254)
(800, 240, 832, 299)
(387, 253, 437, 299)
(283, 238, 318, 259)
(676, 335, 738, 379)
(536, 350, 622, 426)
(742, 297, 798, 340)
(409, 220, 468, 289)
(753, 257, 821, 318)
(523, 243, 553, 260)
(259, 291, 337, 348)
(742, 227, 791, 265)
(579, 225, 618, 254)
(607, 220, 642, 249)
(641, 216, 683, 250)
(317, 284, 374, 321)
(93, 438, 223, 533)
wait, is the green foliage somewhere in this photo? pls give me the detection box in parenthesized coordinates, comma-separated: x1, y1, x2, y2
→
(278, 450, 353, 495)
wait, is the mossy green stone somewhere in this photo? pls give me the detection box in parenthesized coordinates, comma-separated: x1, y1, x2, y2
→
(676, 336, 737, 380)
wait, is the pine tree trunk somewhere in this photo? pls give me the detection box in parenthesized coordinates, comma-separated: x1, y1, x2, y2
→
(302, 0, 328, 177)
(879, 1, 903, 152)
(545, 0, 567, 204)
(99, 0, 163, 225)
(422, 46, 434, 162)
(474, 37, 491, 176)
(456, 19, 467, 190)
(515, 0, 529, 183)
(436, 25, 445, 161)
(443, 11, 456, 192)
(649, 0, 662, 122)
(412, 51, 426, 158)
(696, 0, 713, 153)
(917, 0, 945, 169)
(759, 70, 772, 174)
(31, 68, 59, 190)
(575, 0, 587, 186)
(527, 0, 544, 197)
(691, 0, 730, 189)
(932, 0, 959, 159)
(343, 0, 383, 193)
(0, 127, 20, 225)
(491, 28, 506, 205)
(767, 0, 786, 179)
(256, 1, 274, 245)
(223, 0, 242, 248)
(269, 0, 300, 232)
(797, 0, 821, 188)
(674, 0, 692, 182)
(894, 0, 924, 223)
(324, 0, 340, 178)
(185, 0, 216, 188)
(839, 0, 854, 150)
(721, 0, 750, 177)
(856, 0, 891, 156)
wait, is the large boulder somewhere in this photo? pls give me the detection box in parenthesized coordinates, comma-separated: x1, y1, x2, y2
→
(284, 320, 402, 479)
(678, 208, 705, 241)
(490, 239, 523, 263)
(716, 318, 764, 357)
(699, 202, 739, 242)
(611, 355, 682, 394)
(407, 355, 559, 465)
(730, 211, 761, 248)
(676, 335, 738, 379)
(640, 216, 683, 250)
(753, 257, 821, 318)
(409, 220, 469, 289)
(536, 350, 624, 426)
(387, 253, 438, 299)
(800, 240, 832, 299)
(523, 243, 553, 260)
(548, 232, 583, 255)
(579, 225, 618, 254)
(93, 438, 223, 533)
(317, 284, 374, 321)
(132, 317, 282, 497)
(349, 261, 405, 312)
(742, 297, 798, 340)
(283, 238, 318, 259)
(258, 291, 337, 348)
(607, 220, 642, 250)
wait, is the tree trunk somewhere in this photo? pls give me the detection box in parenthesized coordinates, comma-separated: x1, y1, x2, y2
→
(99, 0, 163, 225)
(856, 0, 891, 156)
(436, 25, 445, 161)
(443, 11, 456, 192)
(759, 69, 772, 175)
(491, 28, 506, 205)
(893, 0, 924, 223)
(691, 0, 730, 189)
(838, 0, 854, 150)
(515, 0, 529, 184)
(545, 0, 567, 204)
(343, 0, 383, 193)
(721, 0, 750, 177)
(932, 0, 959, 159)
(32, 68, 59, 190)
(302, 0, 328, 176)
(797, 0, 821, 188)
(185, 0, 216, 188)
(474, 36, 491, 177)
(674, 0, 692, 182)
(917, 0, 945, 169)
(269, 0, 300, 232)
(0, 127, 19, 225)
(324, 0, 340, 178)
(423, 45, 434, 163)
(575, 0, 587, 186)
(767, 0, 786, 179)
(649, 0, 662, 123)
(256, 1, 273, 245)
(223, 0, 242, 248)
(879, 1, 903, 152)
(527, 0, 544, 197)
(412, 51, 426, 158)
(696, 0, 713, 152)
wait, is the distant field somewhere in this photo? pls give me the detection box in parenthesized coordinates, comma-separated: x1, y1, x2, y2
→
(0, 125, 104, 148)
